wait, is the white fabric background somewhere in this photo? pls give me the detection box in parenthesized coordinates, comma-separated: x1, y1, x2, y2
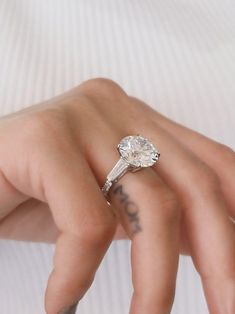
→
(0, 1, 234, 313)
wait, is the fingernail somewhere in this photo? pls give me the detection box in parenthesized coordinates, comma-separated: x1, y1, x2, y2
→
(58, 301, 79, 314)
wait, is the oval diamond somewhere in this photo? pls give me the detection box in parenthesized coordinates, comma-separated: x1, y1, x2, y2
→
(118, 135, 160, 167)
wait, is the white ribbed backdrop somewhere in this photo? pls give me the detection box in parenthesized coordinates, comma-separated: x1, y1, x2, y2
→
(0, 1, 234, 313)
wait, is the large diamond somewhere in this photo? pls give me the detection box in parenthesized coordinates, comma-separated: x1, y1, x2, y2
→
(118, 135, 160, 167)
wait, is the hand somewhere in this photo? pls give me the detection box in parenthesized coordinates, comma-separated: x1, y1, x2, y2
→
(0, 78, 234, 314)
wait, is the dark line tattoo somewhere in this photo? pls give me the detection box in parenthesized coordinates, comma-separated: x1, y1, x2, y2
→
(112, 184, 142, 236)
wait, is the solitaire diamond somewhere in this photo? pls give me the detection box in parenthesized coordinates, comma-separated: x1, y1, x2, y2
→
(102, 135, 161, 198)
(118, 135, 160, 168)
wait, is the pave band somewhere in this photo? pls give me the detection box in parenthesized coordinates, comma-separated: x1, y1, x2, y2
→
(101, 135, 160, 199)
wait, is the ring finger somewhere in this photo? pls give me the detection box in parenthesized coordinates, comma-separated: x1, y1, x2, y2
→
(86, 135, 181, 314)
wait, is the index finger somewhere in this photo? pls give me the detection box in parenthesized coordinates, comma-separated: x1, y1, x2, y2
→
(41, 152, 117, 314)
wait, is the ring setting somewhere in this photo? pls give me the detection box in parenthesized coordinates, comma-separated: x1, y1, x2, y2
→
(101, 135, 160, 199)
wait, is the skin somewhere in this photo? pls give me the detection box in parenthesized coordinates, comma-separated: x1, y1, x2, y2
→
(58, 302, 78, 314)
(0, 77, 234, 313)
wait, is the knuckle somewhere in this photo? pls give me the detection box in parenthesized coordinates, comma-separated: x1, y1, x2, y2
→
(189, 163, 221, 196)
(77, 77, 128, 101)
(158, 190, 180, 222)
(215, 143, 235, 164)
(200, 167, 220, 190)
(71, 220, 115, 248)
(20, 108, 73, 155)
(22, 108, 66, 139)
(141, 178, 180, 221)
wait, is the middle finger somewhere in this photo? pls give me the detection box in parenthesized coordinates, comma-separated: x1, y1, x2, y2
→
(142, 121, 235, 313)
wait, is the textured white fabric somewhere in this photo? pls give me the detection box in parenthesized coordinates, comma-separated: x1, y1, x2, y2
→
(0, 0, 234, 313)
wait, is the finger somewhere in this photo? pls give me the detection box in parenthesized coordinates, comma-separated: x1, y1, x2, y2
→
(143, 123, 235, 312)
(40, 151, 117, 314)
(93, 134, 181, 314)
(111, 169, 180, 314)
(0, 199, 60, 242)
(0, 168, 29, 220)
(130, 97, 235, 217)
(155, 109, 235, 217)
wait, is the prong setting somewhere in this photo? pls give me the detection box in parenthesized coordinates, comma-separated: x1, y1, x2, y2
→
(102, 135, 160, 198)
(118, 135, 160, 168)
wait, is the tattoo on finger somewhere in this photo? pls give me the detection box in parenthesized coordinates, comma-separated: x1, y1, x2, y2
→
(112, 184, 142, 236)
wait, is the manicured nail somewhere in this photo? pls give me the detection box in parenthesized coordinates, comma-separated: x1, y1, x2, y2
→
(58, 301, 79, 314)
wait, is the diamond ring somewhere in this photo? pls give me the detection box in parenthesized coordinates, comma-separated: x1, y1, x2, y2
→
(101, 135, 160, 199)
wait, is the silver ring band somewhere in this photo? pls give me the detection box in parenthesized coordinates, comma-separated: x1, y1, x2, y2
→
(102, 157, 134, 197)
